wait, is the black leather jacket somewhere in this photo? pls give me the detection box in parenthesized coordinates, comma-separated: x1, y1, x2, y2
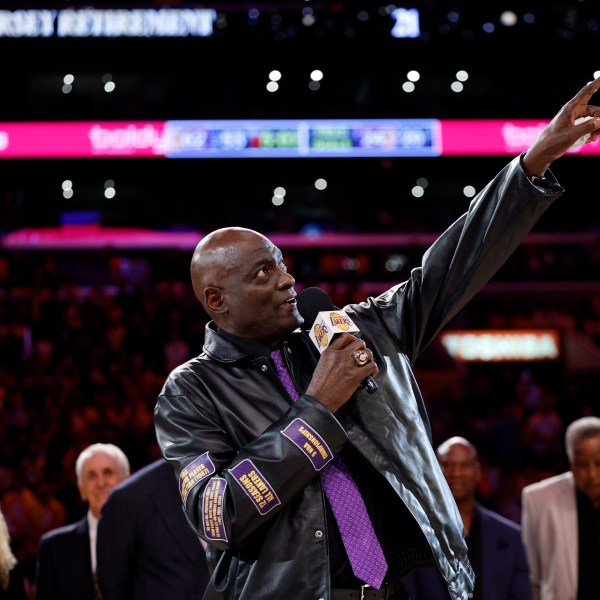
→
(154, 156, 563, 600)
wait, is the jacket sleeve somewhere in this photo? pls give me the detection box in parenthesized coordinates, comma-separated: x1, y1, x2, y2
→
(355, 154, 563, 362)
(155, 381, 348, 552)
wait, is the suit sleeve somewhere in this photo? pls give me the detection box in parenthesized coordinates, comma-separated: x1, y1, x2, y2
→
(96, 489, 135, 600)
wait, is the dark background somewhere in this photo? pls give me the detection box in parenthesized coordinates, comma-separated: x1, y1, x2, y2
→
(2, 1, 600, 594)
(1, 0, 600, 235)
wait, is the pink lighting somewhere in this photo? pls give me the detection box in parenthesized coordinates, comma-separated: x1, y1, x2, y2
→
(0, 122, 166, 158)
(0, 119, 598, 158)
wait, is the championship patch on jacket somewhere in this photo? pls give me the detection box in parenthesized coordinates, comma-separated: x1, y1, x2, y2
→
(180, 452, 215, 503)
(229, 459, 281, 515)
(281, 418, 333, 471)
(202, 477, 228, 542)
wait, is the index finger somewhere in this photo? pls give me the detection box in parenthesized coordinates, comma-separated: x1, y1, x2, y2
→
(573, 76, 600, 105)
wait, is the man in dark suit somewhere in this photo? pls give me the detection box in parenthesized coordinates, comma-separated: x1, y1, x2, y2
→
(96, 458, 211, 600)
(403, 437, 531, 600)
(35, 443, 131, 600)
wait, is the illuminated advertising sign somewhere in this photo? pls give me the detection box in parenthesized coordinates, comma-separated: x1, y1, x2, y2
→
(0, 119, 598, 159)
(0, 8, 216, 37)
(439, 329, 561, 362)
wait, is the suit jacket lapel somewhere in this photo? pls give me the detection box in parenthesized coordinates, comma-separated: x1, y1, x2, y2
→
(556, 474, 578, 593)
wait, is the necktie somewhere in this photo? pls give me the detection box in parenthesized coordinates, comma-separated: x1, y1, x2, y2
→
(93, 572, 102, 600)
(271, 348, 388, 589)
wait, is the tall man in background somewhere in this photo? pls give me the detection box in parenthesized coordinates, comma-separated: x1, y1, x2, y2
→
(154, 79, 600, 600)
(97, 458, 211, 600)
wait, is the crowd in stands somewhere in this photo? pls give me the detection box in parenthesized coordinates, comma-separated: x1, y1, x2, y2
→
(1, 243, 600, 590)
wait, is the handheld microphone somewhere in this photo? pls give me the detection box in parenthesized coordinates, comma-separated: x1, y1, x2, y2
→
(296, 287, 379, 394)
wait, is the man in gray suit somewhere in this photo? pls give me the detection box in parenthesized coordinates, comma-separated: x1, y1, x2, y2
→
(403, 437, 531, 600)
(521, 416, 600, 600)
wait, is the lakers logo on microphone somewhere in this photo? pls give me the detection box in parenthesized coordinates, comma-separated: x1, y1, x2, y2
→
(308, 310, 360, 353)
(313, 323, 329, 348)
(329, 312, 353, 330)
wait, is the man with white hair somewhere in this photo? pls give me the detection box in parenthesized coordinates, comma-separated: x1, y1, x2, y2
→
(521, 416, 600, 600)
(35, 442, 130, 600)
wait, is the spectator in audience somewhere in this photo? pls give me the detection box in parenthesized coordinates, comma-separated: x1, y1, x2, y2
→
(521, 388, 564, 470)
(35, 443, 130, 600)
(521, 416, 600, 600)
(403, 436, 531, 599)
(0, 506, 27, 600)
(0, 471, 66, 589)
(96, 458, 211, 600)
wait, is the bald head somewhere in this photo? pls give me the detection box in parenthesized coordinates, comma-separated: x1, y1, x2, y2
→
(437, 436, 478, 461)
(436, 436, 480, 505)
(190, 227, 272, 312)
(188, 227, 300, 343)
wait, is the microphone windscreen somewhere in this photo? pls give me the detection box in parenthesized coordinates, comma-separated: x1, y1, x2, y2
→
(296, 287, 336, 327)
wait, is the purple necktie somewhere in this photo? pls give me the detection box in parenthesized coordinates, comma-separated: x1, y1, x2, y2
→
(271, 349, 388, 589)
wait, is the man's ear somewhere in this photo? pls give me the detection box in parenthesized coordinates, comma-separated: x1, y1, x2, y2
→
(77, 481, 87, 502)
(205, 286, 226, 314)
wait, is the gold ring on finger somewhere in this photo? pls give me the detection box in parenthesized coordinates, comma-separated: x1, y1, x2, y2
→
(352, 349, 369, 366)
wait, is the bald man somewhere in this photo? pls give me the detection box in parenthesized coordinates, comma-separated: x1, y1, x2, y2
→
(404, 437, 530, 600)
(154, 79, 600, 600)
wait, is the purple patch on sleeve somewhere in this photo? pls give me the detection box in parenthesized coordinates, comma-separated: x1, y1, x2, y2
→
(202, 477, 228, 542)
(281, 418, 333, 471)
(179, 452, 215, 503)
(229, 459, 281, 515)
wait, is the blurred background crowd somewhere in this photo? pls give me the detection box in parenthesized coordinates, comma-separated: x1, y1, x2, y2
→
(2, 242, 600, 587)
